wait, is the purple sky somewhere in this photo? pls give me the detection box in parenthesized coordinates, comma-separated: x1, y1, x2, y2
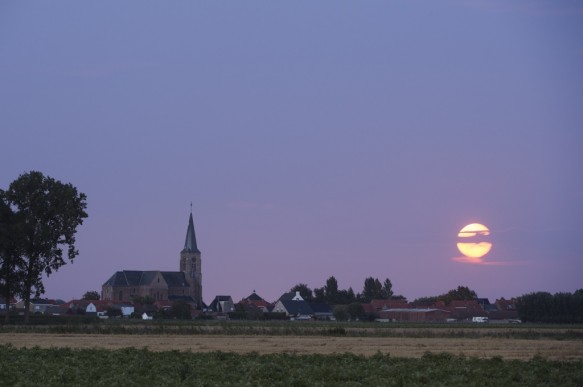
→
(1, 1, 582, 304)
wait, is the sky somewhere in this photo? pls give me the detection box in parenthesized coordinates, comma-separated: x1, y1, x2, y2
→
(1, 1, 582, 304)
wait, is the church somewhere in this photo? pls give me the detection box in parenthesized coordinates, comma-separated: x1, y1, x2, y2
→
(101, 212, 203, 308)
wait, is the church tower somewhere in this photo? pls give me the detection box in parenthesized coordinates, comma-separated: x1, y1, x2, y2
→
(180, 211, 202, 307)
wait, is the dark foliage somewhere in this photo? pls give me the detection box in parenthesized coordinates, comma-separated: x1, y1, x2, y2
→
(82, 291, 100, 300)
(516, 290, 583, 323)
(1, 171, 88, 323)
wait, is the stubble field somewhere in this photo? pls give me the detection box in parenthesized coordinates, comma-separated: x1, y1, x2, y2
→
(1, 332, 582, 360)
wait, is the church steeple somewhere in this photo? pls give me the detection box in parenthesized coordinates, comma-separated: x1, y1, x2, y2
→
(183, 212, 200, 253)
(180, 208, 202, 307)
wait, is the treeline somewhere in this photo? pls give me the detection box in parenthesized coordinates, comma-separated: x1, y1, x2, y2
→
(290, 276, 402, 305)
(516, 290, 583, 323)
(412, 286, 477, 305)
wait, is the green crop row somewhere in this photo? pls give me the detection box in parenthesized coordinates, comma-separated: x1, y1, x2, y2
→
(1, 345, 582, 386)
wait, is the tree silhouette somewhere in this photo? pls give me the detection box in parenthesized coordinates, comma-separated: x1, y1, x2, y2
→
(3, 171, 87, 323)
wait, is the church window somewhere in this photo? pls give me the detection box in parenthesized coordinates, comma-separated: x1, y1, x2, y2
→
(118, 291, 122, 301)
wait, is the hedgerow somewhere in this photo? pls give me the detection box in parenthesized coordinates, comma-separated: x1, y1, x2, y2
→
(0, 345, 582, 386)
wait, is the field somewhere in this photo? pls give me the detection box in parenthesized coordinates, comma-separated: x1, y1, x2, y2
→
(1, 333, 582, 360)
(1, 321, 582, 385)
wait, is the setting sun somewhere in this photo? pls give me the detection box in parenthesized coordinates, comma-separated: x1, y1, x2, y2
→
(457, 223, 492, 258)
(457, 223, 490, 238)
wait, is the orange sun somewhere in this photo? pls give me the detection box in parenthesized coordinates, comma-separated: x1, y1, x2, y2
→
(456, 223, 492, 259)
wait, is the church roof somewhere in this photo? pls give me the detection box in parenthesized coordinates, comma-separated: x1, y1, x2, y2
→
(102, 270, 190, 288)
(160, 272, 189, 287)
(182, 212, 200, 253)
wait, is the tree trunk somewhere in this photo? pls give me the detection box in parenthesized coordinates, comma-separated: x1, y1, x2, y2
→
(23, 271, 32, 324)
(22, 260, 35, 324)
(3, 288, 10, 323)
(23, 293, 30, 324)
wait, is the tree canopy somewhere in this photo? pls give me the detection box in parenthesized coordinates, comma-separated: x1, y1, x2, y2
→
(361, 277, 393, 302)
(0, 171, 88, 323)
(516, 290, 583, 323)
(413, 286, 478, 305)
(82, 291, 100, 300)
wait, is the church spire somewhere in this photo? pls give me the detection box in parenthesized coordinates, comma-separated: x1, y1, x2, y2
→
(183, 210, 200, 253)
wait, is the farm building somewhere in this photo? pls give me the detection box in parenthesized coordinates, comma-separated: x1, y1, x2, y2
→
(378, 308, 450, 322)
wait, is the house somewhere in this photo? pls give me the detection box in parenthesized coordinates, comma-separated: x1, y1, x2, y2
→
(0, 297, 17, 311)
(111, 303, 135, 317)
(142, 312, 153, 320)
(489, 298, 519, 321)
(439, 300, 486, 321)
(378, 308, 450, 322)
(272, 299, 313, 320)
(475, 298, 498, 313)
(208, 295, 235, 313)
(278, 291, 304, 302)
(309, 303, 333, 320)
(63, 300, 113, 317)
(238, 291, 272, 312)
(133, 303, 158, 318)
(495, 298, 517, 312)
(16, 299, 58, 314)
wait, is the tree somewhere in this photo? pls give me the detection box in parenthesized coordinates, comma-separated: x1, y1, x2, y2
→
(382, 278, 393, 299)
(333, 305, 349, 321)
(3, 171, 88, 323)
(439, 286, 477, 304)
(516, 291, 583, 323)
(346, 302, 365, 321)
(362, 277, 384, 302)
(169, 300, 192, 320)
(325, 276, 339, 303)
(290, 283, 313, 302)
(82, 291, 100, 300)
(0, 194, 25, 322)
(313, 287, 325, 303)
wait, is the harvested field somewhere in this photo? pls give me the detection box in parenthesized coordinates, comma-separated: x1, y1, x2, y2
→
(1, 333, 582, 360)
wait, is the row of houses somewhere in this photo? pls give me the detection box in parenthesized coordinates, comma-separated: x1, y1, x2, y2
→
(1, 293, 519, 323)
(209, 292, 519, 323)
